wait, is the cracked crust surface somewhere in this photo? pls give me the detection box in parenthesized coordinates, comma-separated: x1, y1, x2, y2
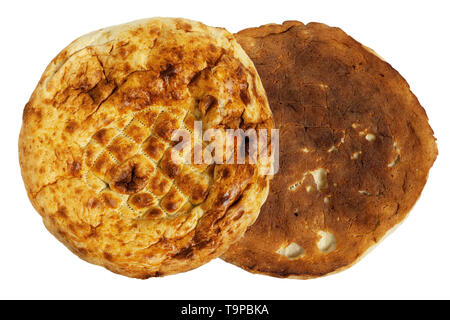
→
(19, 18, 273, 278)
(222, 21, 437, 278)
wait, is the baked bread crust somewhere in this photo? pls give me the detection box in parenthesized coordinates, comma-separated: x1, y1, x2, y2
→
(19, 18, 273, 278)
(222, 21, 437, 278)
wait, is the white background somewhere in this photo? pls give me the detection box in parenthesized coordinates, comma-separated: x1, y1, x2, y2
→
(1, 0, 449, 300)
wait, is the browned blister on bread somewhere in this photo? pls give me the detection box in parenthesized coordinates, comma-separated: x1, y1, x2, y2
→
(222, 21, 437, 278)
(19, 18, 273, 278)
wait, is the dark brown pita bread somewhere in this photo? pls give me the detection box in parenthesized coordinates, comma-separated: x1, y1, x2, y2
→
(222, 21, 437, 278)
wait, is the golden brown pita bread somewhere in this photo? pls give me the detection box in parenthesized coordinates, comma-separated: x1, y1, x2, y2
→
(19, 18, 273, 278)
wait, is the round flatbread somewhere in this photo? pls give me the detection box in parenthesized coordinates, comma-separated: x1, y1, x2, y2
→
(222, 21, 437, 278)
(19, 18, 273, 278)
